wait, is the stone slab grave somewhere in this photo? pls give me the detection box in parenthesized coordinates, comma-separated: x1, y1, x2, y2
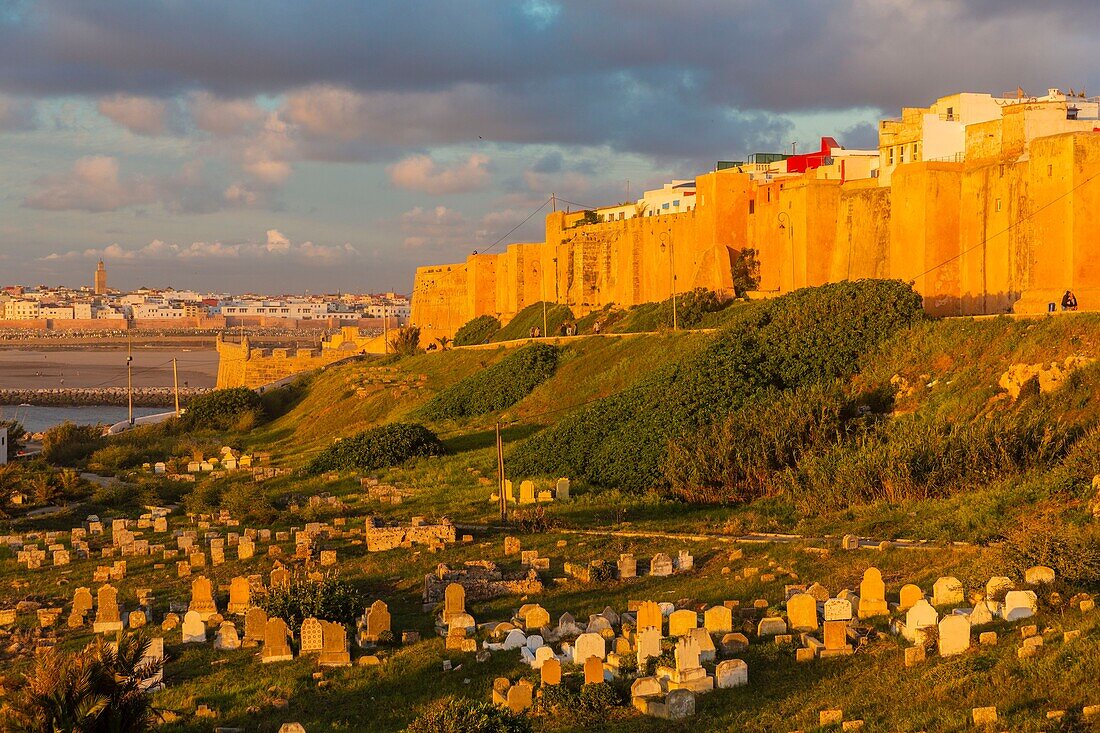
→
(182, 610, 206, 643)
(262, 618, 294, 662)
(319, 621, 352, 667)
(857, 568, 888, 619)
(93, 585, 123, 634)
(300, 617, 324, 654)
(359, 600, 391, 645)
(189, 576, 218, 621)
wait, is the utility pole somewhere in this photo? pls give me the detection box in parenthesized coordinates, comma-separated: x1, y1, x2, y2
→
(660, 232, 677, 330)
(496, 421, 507, 523)
(551, 193, 556, 212)
(126, 337, 134, 426)
(382, 301, 389, 354)
(172, 358, 180, 417)
(540, 263, 548, 339)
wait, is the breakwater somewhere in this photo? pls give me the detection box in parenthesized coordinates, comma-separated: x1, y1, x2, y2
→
(0, 387, 211, 407)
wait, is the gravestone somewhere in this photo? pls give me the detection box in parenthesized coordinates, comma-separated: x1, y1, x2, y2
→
(363, 600, 391, 643)
(822, 620, 852, 653)
(787, 593, 819, 631)
(903, 600, 939, 643)
(228, 576, 250, 615)
(824, 597, 854, 622)
(573, 632, 606, 664)
(540, 657, 561, 685)
(443, 583, 466, 624)
(128, 610, 147, 629)
(181, 610, 206, 643)
(665, 689, 695, 720)
(932, 576, 964, 607)
(858, 567, 888, 618)
(703, 605, 733, 634)
(1003, 590, 1038, 621)
(237, 537, 254, 561)
(319, 621, 351, 666)
(986, 576, 1014, 600)
(636, 626, 662, 667)
(72, 587, 93, 617)
(938, 614, 971, 657)
(214, 621, 241, 650)
(1025, 566, 1055, 585)
(188, 576, 218, 621)
(757, 617, 787, 637)
(244, 607, 268, 643)
(270, 566, 290, 589)
(506, 680, 533, 713)
(715, 659, 748, 688)
(300, 617, 324, 653)
(523, 604, 550, 631)
(555, 477, 570, 500)
(584, 655, 604, 684)
(141, 637, 165, 690)
(93, 585, 123, 633)
(968, 600, 997, 627)
(898, 584, 924, 611)
(518, 480, 535, 505)
(649, 553, 673, 577)
(636, 601, 662, 632)
(668, 609, 697, 637)
(262, 618, 294, 662)
(618, 553, 637, 579)
(504, 536, 521, 555)
(687, 626, 716, 662)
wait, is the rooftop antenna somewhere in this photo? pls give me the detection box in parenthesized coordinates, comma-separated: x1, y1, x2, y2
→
(791, 141, 797, 155)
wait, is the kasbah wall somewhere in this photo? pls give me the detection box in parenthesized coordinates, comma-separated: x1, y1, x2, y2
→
(215, 327, 389, 389)
(411, 127, 1100, 343)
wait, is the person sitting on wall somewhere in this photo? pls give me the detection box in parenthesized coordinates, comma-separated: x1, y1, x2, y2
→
(1062, 290, 1079, 311)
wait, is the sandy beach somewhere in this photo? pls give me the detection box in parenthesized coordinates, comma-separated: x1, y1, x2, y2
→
(0, 349, 218, 389)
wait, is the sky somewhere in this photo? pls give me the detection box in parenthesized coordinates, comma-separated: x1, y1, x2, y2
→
(0, 1, 1097, 294)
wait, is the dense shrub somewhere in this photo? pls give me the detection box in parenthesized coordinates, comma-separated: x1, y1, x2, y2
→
(997, 514, 1100, 588)
(422, 344, 560, 420)
(260, 574, 360, 629)
(41, 421, 106, 467)
(491, 302, 575, 342)
(511, 280, 924, 493)
(181, 387, 263, 430)
(454, 315, 502, 346)
(306, 423, 445, 474)
(731, 247, 761, 297)
(406, 697, 531, 733)
(391, 326, 421, 355)
(620, 288, 733, 332)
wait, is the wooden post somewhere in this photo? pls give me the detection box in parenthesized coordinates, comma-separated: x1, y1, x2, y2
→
(172, 358, 180, 417)
(496, 421, 506, 523)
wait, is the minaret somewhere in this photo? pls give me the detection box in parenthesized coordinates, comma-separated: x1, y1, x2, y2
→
(95, 260, 107, 295)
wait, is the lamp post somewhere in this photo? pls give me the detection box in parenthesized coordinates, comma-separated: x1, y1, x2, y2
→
(777, 211, 793, 292)
(659, 232, 677, 330)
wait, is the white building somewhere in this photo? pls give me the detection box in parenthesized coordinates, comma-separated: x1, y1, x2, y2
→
(595, 180, 698, 223)
(41, 306, 75, 320)
(2, 300, 40, 320)
(131, 303, 186, 319)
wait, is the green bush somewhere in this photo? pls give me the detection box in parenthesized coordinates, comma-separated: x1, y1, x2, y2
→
(260, 574, 360, 629)
(454, 315, 502, 346)
(181, 387, 263, 430)
(406, 697, 531, 733)
(998, 514, 1100, 589)
(305, 423, 445, 474)
(41, 422, 106, 467)
(511, 280, 924, 493)
(491, 302, 574, 342)
(422, 344, 560, 420)
(392, 326, 421, 356)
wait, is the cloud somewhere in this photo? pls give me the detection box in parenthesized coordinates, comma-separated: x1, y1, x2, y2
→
(387, 153, 491, 195)
(0, 94, 37, 130)
(187, 91, 263, 136)
(23, 155, 157, 212)
(399, 205, 471, 250)
(96, 93, 179, 135)
(40, 229, 359, 264)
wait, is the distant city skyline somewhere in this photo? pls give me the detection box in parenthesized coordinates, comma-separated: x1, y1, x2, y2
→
(1, 2, 1099, 291)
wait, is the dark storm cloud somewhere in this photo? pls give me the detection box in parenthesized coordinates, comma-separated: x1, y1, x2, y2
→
(1, 0, 1098, 157)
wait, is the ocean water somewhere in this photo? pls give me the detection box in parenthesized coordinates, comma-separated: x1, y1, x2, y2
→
(0, 405, 168, 434)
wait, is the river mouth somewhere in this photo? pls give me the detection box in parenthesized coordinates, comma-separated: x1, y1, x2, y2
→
(0, 405, 171, 433)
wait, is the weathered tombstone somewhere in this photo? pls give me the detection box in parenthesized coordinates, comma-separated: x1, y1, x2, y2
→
(932, 576, 964, 607)
(506, 679, 533, 713)
(903, 600, 939, 643)
(584, 655, 604, 684)
(857, 568, 888, 618)
(237, 537, 255, 561)
(636, 600, 662, 632)
(668, 609, 698, 637)
(665, 689, 695, 720)
(93, 585, 123, 633)
(72, 587, 93, 618)
(188, 576, 218, 621)
(363, 600, 391, 643)
(523, 604, 550, 631)
(214, 621, 241, 650)
(261, 618, 294, 662)
(898, 584, 924, 612)
(181, 610, 206, 643)
(938, 614, 971, 657)
(270, 566, 290, 589)
(703, 605, 733, 634)
(787, 593, 819, 631)
(986, 576, 1015, 600)
(649, 553, 673, 577)
(715, 658, 748, 688)
(504, 536, 521, 556)
(503, 629, 527, 650)
(720, 632, 749, 655)
(618, 553, 637, 579)
(540, 657, 561, 685)
(676, 550, 694, 572)
(969, 600, 997, 627)
(443, 583, 466, 624)
(823, 597, 854, 622)
(300, 617, 324, 653)
(631, 677, 663, 711)
(244, 607, 267, 643)
(636, 626, 662, 667)
(756, 617, 787, 637)
(573, 632, 606, 664)
(555, 477, 570, 500)
(518, 480, 536, 505)
(1003, 590, 1038, 621)
(1025, 566, 1055, 585)
(128, 609, 147, 629)
(319, 621, 351, 666)
(226, 576, 250, 615)
(687, 626, 716, 662)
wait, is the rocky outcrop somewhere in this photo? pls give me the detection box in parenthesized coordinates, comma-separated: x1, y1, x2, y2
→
(998, 356, 1095, 399)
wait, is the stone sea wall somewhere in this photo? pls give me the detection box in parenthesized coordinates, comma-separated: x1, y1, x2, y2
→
(0, 387, 210, 407)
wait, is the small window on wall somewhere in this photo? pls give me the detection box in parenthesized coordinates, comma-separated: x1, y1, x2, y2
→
(899, 147, 905, 163)
(995, 198, 1002, 212)
(767, 189, 771, 202)
(1048, 164, 1053, 176)
(912, 143, 918, 161)
(888, 148, 895, 165)
(748, 200, 755, 214)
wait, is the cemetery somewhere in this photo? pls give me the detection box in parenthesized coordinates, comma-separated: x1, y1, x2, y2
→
(0, 283, 1098, 731)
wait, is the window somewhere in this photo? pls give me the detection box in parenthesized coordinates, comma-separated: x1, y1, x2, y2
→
(946, 106, 954, 121)
(672, 200, 680, 207)
(899, 146, 905, 163)
(662, 202, 669, 210)
(912, 143, 918, 161)
(995, 198, 1002, 212)
(888, 148, 894, 165)
(767, 189, 771, 202)
(748, 200, 755, 214)
(1048, 164, 1053, 177)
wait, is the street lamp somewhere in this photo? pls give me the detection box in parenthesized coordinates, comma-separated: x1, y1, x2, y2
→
(659, 231, 677, 330)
